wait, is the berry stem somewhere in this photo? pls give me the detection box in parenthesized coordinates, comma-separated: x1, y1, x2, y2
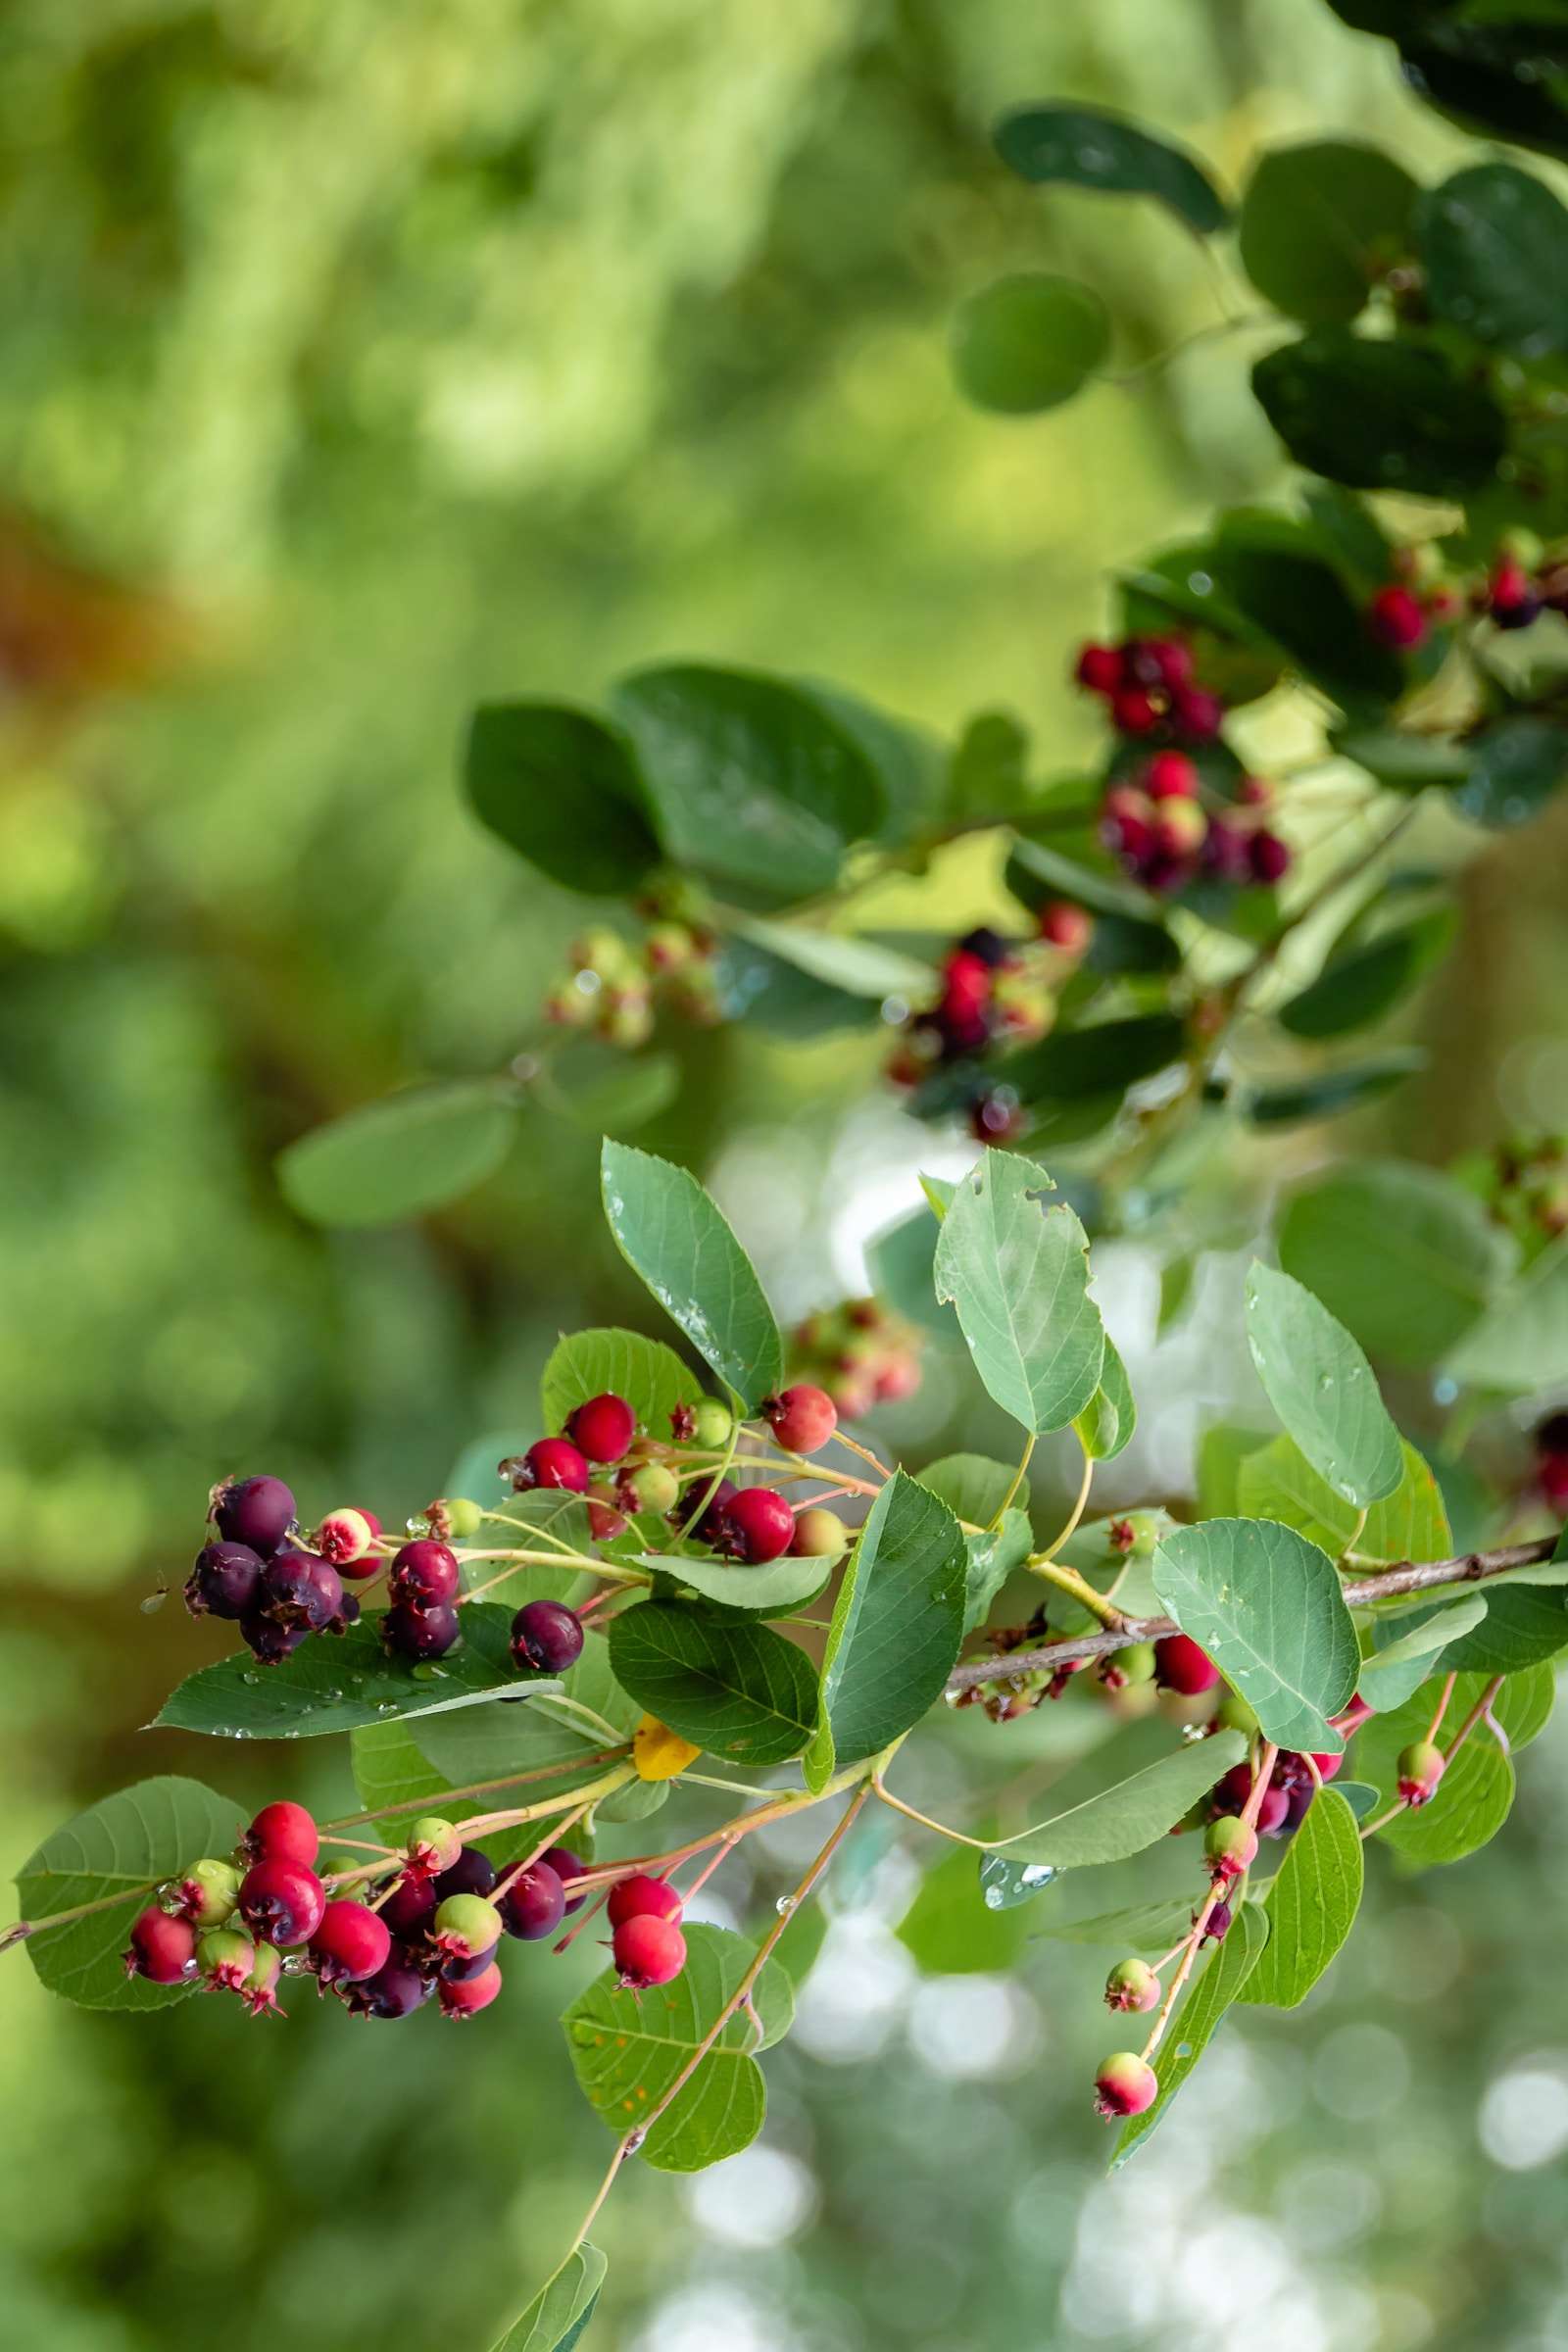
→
(567, 1759, 877, 1892)
(992, 1434, 1038, 1531)
(492, 1799, 596, 1906)
(462, 1762, 637, 1841)
(318, 1746, 628, 1835)
(1140, 1742, 1277, 2066)
(1425, 1671, 1457, 1744)
(1441, 1673, 1505, 1764)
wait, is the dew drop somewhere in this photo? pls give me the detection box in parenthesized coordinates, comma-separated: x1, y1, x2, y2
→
(241, 1673, 260, 1688)
(774, 1894, 799, 1917)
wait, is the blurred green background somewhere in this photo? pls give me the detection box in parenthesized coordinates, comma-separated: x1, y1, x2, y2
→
(6, 5, 1568, 2348)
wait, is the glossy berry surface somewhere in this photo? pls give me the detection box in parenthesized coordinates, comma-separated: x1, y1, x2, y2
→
(310, 1899, 393, 1985)
(1094, 2052, 1158, 2118)
(382, 1601, 462, 1660)
(540, 1845, 587, 1915)
(378, 1875, 437, 1938)
(432, 1893, 502, 1962)
(510, 1598, 585, 1675)
(238, 1859, 327, 1948)
(607, 1874, 683, 1930)
(438, 1961, 503, 2019)
(245, 1802, 319, 1868)
(791, 1505, 848, 1559)
(1154, 1634, 1220, 1695)
(261, 1546, 343, 1632)
(344, 1958, 433, 2020)
(124, 1906, 197, 1984)
(566, 1392, 637, 1464)
(196, 1928, 257, 1991)
(432, 1845, 498, 1903)
(185, 1541, 263, 1622)
(215, 1475, 296, 1555)
(613, 1913, 687, 1989)
(240, 1612, 308, 1664)
(718, 1486, 796, 1564)
(497, 1862, 565, 1942)
(762, 1384, 839, 1454)
(519, 1438, 591, 1494)
(388, 1539, 461, 1611)
(171, 1857, 241, 1928)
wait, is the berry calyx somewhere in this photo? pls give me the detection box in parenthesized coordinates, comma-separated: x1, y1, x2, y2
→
(169, 1856, 241, 1929)
(238, 1859, 327, 1948)
(761, 1384, 839, 1455)
(316, 1508, 378, 1569)
(565, 1392, 637, 1464)
(124, 1906, 197, 1984)
(618, 1460, 679, 1516)
(540, 1845, 587, 1915)
(441, 1496, 485, 1540)
(237, 1939, 284, 2016)
(1204, 1817, 1258, 1880)
(511, 1438, 590, 1494)
(310, 1899, 393, 1986)
(1104, 1957, 1160, 2013)
(431, 1893, 502, 1964)
(613, 1913, 687, 1989)
(404, 1817, 464, 1879)
(1094, 2052, 1158, 2119)
(243, 1801, 319, 1868)
(388, 1539, 461, 1611)
(607, 1874, 683, 1930)
(213, 1475, 296, 1556)
(1154, 1634, 1220, 1696)
(510, 1598, 585, 1675)
(438, 1961, 503, 2019)
(718, 1487, 796, 1563)
(184, 1541, 264, 1622)
(382, 1601, 462, 1660)
(195, 1927, 256, 1991)
(633, 1713, 702, 1782)
(791, 1505, 849, 1560)
(260, 1546, 344, 1633)
(496, 1863, 565, 1942)
(1396, 1739, 1446, 1807)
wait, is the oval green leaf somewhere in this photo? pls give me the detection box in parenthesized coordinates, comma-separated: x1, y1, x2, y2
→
(1245, 1262, 1403, 1505)
(1238, 141, 1418, 322)
(539, 1328, 703, 1446)
(1252, 329, 1507, 496)
(991, 1729, 1249, 1869)
(464, 701, 662, 895)
(608, 1601, 818, 1765)
(1277, 1159, 1514, 1370)
(933, 1151, 1105, 1438)
(276, 1081, 518, 1228)
(490, 2246, 607, 2352)
(1239, 1788, 1363, 2010)
(995, 104, 1228, 233)
(951, 272, 1111, 416)
(1153, 1518, 1360, 1751)
(600, 1141, 783, 1411)
(1417, 163, 1568, 356)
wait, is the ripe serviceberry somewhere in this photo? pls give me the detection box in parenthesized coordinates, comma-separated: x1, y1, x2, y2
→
(310, 1900, 393, 1986)
(613, 1913, 687, 1988)
(618, 1460, 680, 1517)
(566, 1392, 637, 1464)
(689, 1476, 738, 1544)
(432, 1894, 502, 1964)
(317, 1507, 378, 1569)
(1397, 1739, 1446, 1807)
(510, 1598, 585, 1675)
(379, 1875, 437, 1938)
(1094, 2052, 1158, 2119)
(238, 1938, 284, 2016)
(1203, 1899, 1233, 1941)
(261, 1546, 344, 1633)
(1154, 1634, 1220, 1695)
(240, 1612, 309, 1665)
(433, 1845, 498, 1903)
(214, 1474, 296, 1555)
(1074, 643, 1123, 695)
(791, 1505, 849, 1559)
(1205, 1817, 1258, 1880)
(238, 1859, 326, 1947)
(169, 1857, 241, 1929)
(607, 1874, 682, 1930)
(382, 1600, 462, 1660)
(540, 1845, 587, 1916)
(718, 1487, 796, 1564)
(438, 1961, 503, 2019)
(497, 1863, 565, 1942)
(1104, 1958, 1160, 2013)
(1145, 750, 1198, 801)
(343, 1955, 434, 2019)
(1110, 685, 1160, 737)
(762, 1384, 839, 1455)
(510, 1438, 590, 1494)
(1038, 901, 1093, 955)
(1489, 556, 1543, 630)
(196, 1928, 256, 1992)
(1170, 685, 1223, 741)
(244, 1802, 319, 1868)
(1249, 829, 1291, 885)
(184, 1541, 264, 1622)
(124, 1906, 197, 1984)
(388, 1539, 461, 1611)
(1366, 583, 1428, 649)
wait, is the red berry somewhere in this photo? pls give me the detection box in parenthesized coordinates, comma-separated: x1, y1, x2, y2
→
(497, 1863, 566, 1942)
(214, 1475, 296, 1556)
(607, 1874, 683, 1930)
(1155, 1634, 1219, 1695)
(438, 1961, 503, 2019)
(1094, 2052, 1158, 2119)
(1309, 1749, 1345, 1783)
(317, 1508, 379, 1569)
(516, 1438, 590, 1494)
(1170, 685, 1224, 741)
(566, 1393, 637, 1464)
(613, 1914, 687, 1989)
(238, 1859, 327, 1948)
(310, 1899, 392, 1986)
(1038, 901, 1093, 955)
(1249, 830, 1291, 885)
(1110, 686, 1160, 737)
(718, 1487, 796, 1564)
(382, 1601, 463, 1659)
(1489, 558, 1542, 629)
(184, 1541, 264, 1622)
(1367, 584, 1428, 650)
(124, 1906, 197, 1984)
(540, 1845, 587, 1916)
(1074, 642, 1124, 695)
(762, 1384, 839, 1455)
(1148, 637, 1195, 690)
(244, 1801, 319, 1868)
(585, 1482, 630, 1542)
(510, 1598, 585, 1675)
(388, 1539, 461, 1611)
(1144, 750, 1198, 801)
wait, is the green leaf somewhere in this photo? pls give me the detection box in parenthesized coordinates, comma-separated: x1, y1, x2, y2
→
(995, 103, 1229, 234)
(951, 273, 1110, 416)
(912, 1454, 1033, 1628)
(933, 1152, 1105, 1437)
(710, 934, 879, 1038)
(1153, 1519, 1359, 1751)
(1359, 1594, 1491, 1711)
(561, 1921, 792, 2172)
(1198, 1423, 1273, 1518)
(17, 1778, 241, 2010)
(549, 1049, 680, 1138)
(1211, 511, 1404, 709)
(1278, 906, 1455, 1039)
(1245, 1050, 1426, 1126)
(807, 1471, 967, 1786)
(1331, 724, 1471, 793)
(610, 664, 882, 905)
(1111, 1903, 1270, 2167)
(1445, 1230, 1568, 1395)
(798, 681, 947, 849)
(914, 1453, 1016, 1527)
(949, 710, 1035, 826)
(864, 1202, 952, 1339)
(636, 1549, 832, 1615)
(1241, 1788, 1362, 2009)
(276, 1081, 517, 1228)
(409, 1639, 641, 1788)
(1453, 715, 1568, 830)
(464, 702, 661, 895)
(1416, 163, 1568, 357)
(998, 1013, 1186, 1106)
(1277, 1160, 1514, 1371)
(896, 1844, 1035, 1976)
(1438, 1585, 1568, 1675)
(489, 2247, 607, 2352)
(1004, 834, 1170, 929)
(726, 915, 932, 1001)
(1029, 1896, 1200, 1947)
(608, 1602, 817, 1765)
(1075, 1336, 1137, 1462)
(600, 1141, 783, 1410)
(152, 1604, 558, 1740)
(1245, 1262, 1403, 1506)
(1235, 1435, 1451, 1566)
(539, 1329, 703, 1446)
(1252, 329, 1507, 496)
(961, 1510, 1034, 1633)
(1326, 7, 1568, 164)
(1358, 1668, 1553, 1867)
(1238, 142, 1418, 322)
(987, 1730, 1249, 1870)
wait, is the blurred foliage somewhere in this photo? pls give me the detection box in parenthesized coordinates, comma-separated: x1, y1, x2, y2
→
(4, 5, 1568, 2350)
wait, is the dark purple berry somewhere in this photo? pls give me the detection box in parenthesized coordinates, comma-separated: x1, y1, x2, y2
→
(510, 1599, 584, 1676)
(496, 1863, 565, 1942)
(440, 1941, 502, 1983)
(377, 1875, 437, 1938)
(382, 1601, 462, 1660)
(342, 1958, 433, 2019)
(539, 1844, 587, 1916)
(241, 1612, 309, 1664)
(215, 1475, 296, 1556)
(690, 1477, 737, 1543)
(184, 1541, 263, 1622)
(261, 1546, 343, 1632)
(388, 1539, 461, 1611)
(432, 1845, 497, 1903)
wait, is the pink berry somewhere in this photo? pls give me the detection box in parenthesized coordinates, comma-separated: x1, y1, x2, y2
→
(1104, 1958, 1160, 2013)
(761, 1384, 839, 1455)
(607, 1874, 683, 1930)
(1155, 1634, 1219, 1696)
(1094, 2052, 1158, 2119)
(718, 1487, 796, 1564)
(1367, 584, 1428, 650)
(317, 1507, 378, 1569)
(309, 1899, 393, 1986)
(243, 1801, 319, 1869)
(438, 1961, 504, 2018)
(613, 1914, 687, 1989)
(1074, 642, 1124, 695)
(1204, 1817, 1258, 1880)
(124, 1906, 197, 1984)
(1145, 750, 1198, 801)
(566, 1392, 637, 1464)
(1110, 685, 1160, 737)
(517, 1438, 590, 1494)
(1038, 901, 1093, 955)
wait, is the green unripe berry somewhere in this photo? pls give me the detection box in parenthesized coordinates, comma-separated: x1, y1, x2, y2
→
(1118, 1511, 1160, 1560)
(433, 1892, 503, 1961)
(1396, 1739, 1446, 1807)
(791, 1506, 849, 1560)
(196, 1928, 257, 1990)
(172, 1856, 241, 1929)
(1114, 1642, 1156, 1688)
(1204, 1816, 1258, 1879)
(239, 1938, 283, 2015)
(444, 1496, 485, 1540)
(1104, 1956, 1160, 2013)
(691, 1398, 733, 1449)
(1213, 1690, 1258, 1739)
(407, 1816, 463, 1877)
(622, 1461, 680, 1516)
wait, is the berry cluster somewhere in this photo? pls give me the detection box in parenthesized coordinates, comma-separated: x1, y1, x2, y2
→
(1367, 530, 1567, 651)
(1071, 635, 1290, 894)
(886, 916, 1096, 1140)
(122, 1799, 691, 2022)
(1469, 1132, 1568, 1258)
(785, 1298, 923, 1420)
(185, 1477, 380, 1665)
(544, 919, 719, 1049)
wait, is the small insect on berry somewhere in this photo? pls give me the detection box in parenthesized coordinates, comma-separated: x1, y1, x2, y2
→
(387, 1539, 461, 1612)
(431, 1894, 503, 1965)
(382, 1601, 463, 1660)
(761, 1384, 839, 1455)
(1154, 1634, 1220, 1696)
(1104, 1957, 1161, 2013)
(214, 1475, 296, 1556)
(510, 1598, 585, 1676)
(244, 1802, 319, 1869)
(1396, 1739, 1446, 1808)
(718, 1487, 796, 1564)
(196, 1928, 257, 1992)
(496, 1863, 565, 1942)
(1094, 2052, 1159, 2119)
(184, 1541, 264, 1622)
(438, 1962, 504, 2020)
(124, 1906, 198, 1984)
(316, 1507, 378, 1569)
(607, 1874, 683, 1930)
(238, 1860, 327, 1949)
(565, 1392, 637, 1465)
(510, 1438, 591, 1494)
(310, 1900, 393, 1986)
(1204, 1816, 1258, 1881)
(169, 1857, 241, 1929)
(613, 1913, 687, 1989)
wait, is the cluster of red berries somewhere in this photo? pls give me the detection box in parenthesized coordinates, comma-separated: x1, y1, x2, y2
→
(122, 1798, 690, 2023)
(785, 1298, 922, 1421)
(184, 1477, 380, 1664)
(544, 919, 719, 1049)
(1367, 531, 1566, 651)
(1072, 632, 1224, 746)
(885, 915, 1098, 1140)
